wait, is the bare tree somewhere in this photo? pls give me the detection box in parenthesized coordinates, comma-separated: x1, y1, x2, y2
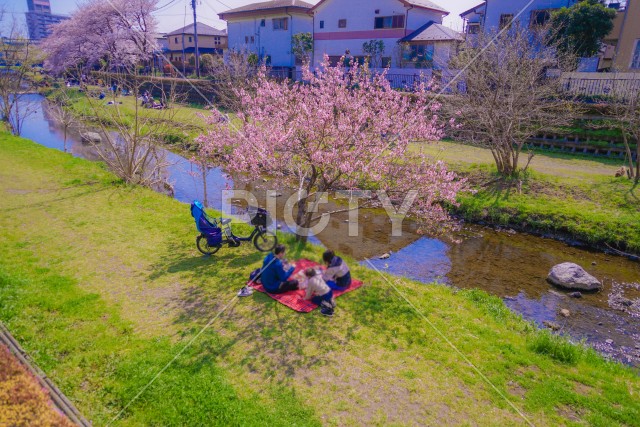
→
(204, 49, 258, 112)
(606, 88, 640, 182)
(47, 89, 77, 152)
(0, 17, 42, 135)
(60, 71, 186, 189)
(449, 25, 580, 176)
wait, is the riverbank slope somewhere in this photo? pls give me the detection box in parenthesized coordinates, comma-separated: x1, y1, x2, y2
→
(416, 141, 640, 255)
(1, 133, 639, 425)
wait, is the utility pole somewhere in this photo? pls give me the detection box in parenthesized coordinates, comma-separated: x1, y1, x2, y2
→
(191, 0, 201, 78)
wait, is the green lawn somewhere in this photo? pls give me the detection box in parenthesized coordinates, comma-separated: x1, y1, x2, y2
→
(416, 140, 640, 253)
(1, 133, 639, 426)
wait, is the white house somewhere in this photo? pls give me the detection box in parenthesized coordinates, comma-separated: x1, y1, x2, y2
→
(219, 0, 314, 69)
(460, 2, 486, 36)
(310, 0, 461, 69)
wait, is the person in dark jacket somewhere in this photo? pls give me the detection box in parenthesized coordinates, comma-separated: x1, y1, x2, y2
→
(322, 250, 352, 290)
(261, 244, 298, 294)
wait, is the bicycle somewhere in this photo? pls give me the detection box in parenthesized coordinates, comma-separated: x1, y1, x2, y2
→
(191, 201, 278, 256)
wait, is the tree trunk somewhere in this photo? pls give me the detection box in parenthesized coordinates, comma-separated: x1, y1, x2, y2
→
(621, 132, 635, 179)
(295, 195, 308, 243)
(201, 163, 209, 208)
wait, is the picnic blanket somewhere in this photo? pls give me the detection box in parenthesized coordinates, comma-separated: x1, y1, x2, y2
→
(249, 258, 363, 312)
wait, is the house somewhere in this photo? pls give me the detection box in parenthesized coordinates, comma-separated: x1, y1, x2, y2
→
(599, 0, 640, 71)
(477, 0, 578, 32)
(166, 22, 227, 66)
(460, 2, 486, 36)
(219, 0, 314, 69)
(398, 22, 464, 69)
(310, 0, 461, 69)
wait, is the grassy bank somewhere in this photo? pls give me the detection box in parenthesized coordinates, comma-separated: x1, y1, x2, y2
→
(2, 133, 639, 426)
(417, 141, 640, 254)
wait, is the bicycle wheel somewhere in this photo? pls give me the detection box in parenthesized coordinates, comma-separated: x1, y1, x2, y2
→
(196, 235, 221, 256)
(253, 230, 277, 252)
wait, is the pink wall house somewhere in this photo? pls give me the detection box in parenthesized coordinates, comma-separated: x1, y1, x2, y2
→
(310, 0, 461, 69)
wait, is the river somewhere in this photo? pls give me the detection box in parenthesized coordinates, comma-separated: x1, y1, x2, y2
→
(16, 94, 640, 367)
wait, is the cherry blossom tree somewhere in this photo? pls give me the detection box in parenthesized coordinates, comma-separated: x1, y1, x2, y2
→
(197, 57, 465, 241)
(41, 0, 158, 75)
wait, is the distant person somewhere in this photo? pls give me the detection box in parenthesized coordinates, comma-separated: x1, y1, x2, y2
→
(261, 244, 298, 294)
(98, 91, 106, 100)
(302, 268, 335, 317)
(322, 250, 352, 290)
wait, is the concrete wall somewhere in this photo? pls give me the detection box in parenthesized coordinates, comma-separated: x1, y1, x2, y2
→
(226, 12, 313, 68)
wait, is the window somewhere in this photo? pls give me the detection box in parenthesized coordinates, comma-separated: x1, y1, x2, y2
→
(632, 40, 640, 69)
(319, 20, 324, 29)
(189, 36, 192, 42)
(466, 23, 480, 34)
(261, 19, 266, 27)
(403, 43, 435, 68)
(328, 56, 342, 66)
(529, 10, 550, 27)
(245, 36, 249, 43)
(499, 14, 514, 29)
(175, 37, 178, 43)
(273, 17, 288, 30)
(338, 19, 347, 28)
(250, 36, 255, 43)
(374, 15, 405, 29)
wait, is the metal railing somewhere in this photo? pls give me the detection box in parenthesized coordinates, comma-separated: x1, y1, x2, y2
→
(560, 77, 640, 101)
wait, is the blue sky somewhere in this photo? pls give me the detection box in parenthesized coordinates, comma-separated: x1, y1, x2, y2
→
(0, 0, 480, 35)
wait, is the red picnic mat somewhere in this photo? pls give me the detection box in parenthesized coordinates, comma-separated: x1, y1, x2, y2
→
(249, 259, 363, 312)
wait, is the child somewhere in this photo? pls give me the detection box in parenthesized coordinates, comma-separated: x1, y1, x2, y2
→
(322, 250, 352, 290)
(302, 268, 335, 317)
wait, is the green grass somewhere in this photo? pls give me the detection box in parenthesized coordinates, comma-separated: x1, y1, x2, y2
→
(46, 88, 207, 148)
(1, 133, 639, 426)
(417, 140, 640, 253)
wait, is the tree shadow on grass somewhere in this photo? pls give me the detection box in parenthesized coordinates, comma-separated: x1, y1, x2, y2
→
(148, 247, 263, 282)
(0, 184, 111, 213)
(170, 283, 359, 384)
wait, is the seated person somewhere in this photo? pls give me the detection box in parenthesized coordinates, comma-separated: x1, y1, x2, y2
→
(302, 268, 335, 317)
(322, 250, 352, 290)
(261, 244, 298, 294)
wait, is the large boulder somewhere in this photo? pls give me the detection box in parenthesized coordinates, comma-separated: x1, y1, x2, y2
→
(81, 132, 102, 144)
(547, 263, 602, 291)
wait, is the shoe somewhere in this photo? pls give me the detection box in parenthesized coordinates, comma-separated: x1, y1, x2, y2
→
(237, 286, 253, 297)
(320, 306, 334, 317)
(330, 298, 336, 309)
(321, 300, 333, 310)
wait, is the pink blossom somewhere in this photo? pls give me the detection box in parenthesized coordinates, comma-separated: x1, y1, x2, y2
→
(197, 56, 467, 231)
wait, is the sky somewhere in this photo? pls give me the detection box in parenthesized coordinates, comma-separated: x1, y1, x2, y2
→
(0, 0, 481, 36)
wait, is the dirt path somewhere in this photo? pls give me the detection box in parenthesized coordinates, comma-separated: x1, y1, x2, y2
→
(420, 141, 621, 181)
